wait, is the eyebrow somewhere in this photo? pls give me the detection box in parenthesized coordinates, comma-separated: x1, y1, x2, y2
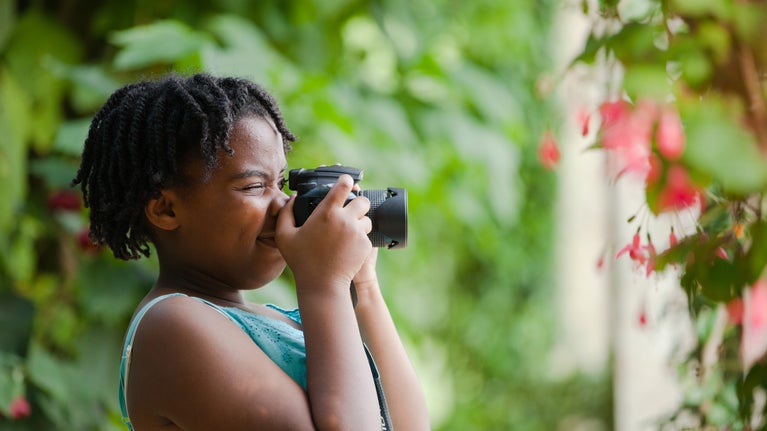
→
(229, 165, 288, 181)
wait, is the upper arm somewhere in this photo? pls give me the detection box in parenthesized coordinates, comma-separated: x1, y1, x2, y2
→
(127, 296, 316, 431)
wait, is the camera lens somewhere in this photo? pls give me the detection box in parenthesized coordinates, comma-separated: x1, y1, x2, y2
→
(362, 188, 408, 249)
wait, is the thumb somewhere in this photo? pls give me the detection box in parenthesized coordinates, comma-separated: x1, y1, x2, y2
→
(276, 194, 297, 234)
(317, 174, 355, 210)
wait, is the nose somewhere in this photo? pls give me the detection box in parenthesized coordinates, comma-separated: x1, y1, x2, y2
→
(268, 189, 290, 216)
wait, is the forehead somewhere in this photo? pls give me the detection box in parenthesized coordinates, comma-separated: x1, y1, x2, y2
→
(181, 115, 286, 184)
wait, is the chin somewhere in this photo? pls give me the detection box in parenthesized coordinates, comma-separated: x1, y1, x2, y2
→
(248, 261, 287, 289)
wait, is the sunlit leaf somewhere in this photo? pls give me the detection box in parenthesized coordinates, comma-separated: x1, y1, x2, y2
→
(110, 20, 212, 70)
(681, 99, 767, 195)
(622, 63, 670, 100)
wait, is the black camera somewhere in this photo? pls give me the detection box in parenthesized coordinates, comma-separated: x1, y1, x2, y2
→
(288, 165, 408, 249)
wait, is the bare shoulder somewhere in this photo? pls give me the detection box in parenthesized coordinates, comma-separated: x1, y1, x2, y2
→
(126, 295, 313, 431)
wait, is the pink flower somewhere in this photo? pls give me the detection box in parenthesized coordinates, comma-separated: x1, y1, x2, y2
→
(599, 100, 631, 129)
(728, 297, 744, 325)
(639, 306, 648, 328)
(656, 165, 701, 212)
(9, 396, 31, 419)
(646, 153, 663, 184)
(616, 232, 647, 265)
(47, 190, 81, 213)
(669, 228, 678, 247)
(742, 280, 767, 370)
(575, 106, 591, 136)
(538, 131, 560, 170)
(600, 99, 656, 179)
(656, 106, 685, 161)
(716, 247, 729, 260)
(77, 227, 100, 254)
(645, 239, 657, 277)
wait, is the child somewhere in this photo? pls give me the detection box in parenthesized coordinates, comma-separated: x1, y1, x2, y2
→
(72, 73, 430, 430)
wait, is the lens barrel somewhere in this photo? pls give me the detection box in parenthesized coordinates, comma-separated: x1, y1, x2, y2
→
(362, 188, 407, 249)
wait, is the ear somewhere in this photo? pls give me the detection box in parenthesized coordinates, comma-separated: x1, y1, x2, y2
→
(145, 191, 179, 231)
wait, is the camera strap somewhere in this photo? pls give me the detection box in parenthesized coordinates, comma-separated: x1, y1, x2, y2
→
(365, 344, 394, 431)
(353, 283, 394, 430)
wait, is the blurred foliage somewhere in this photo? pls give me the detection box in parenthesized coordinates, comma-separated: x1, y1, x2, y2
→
(571, 0, 767, 429)
(0, 0, 611, 429)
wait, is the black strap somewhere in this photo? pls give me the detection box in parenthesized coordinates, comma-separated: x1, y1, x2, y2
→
(365, 344, 394, 431)
(352, 283, 394, 430)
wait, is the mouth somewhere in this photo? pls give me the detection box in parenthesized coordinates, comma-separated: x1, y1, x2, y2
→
(257, 234, 278, 248)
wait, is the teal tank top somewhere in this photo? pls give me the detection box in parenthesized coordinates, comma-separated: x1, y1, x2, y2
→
(118, 293, 307, 431)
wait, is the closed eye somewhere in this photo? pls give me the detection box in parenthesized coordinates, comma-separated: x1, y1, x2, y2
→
(237, 183, 265, 193)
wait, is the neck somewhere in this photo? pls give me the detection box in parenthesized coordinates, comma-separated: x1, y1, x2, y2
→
(153, 264, 247, 307)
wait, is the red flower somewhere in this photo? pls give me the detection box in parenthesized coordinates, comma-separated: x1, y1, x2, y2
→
(728, 297, 744, 325)
(77, 227, 100, 254)
(600, 99, 656, 179)
(645, 238, 657, 277)
(639, 308, 648, 327)
(575, 106, 591, 136)
(9, 396, 31, 419)
(742, 280, 767, 370)
(616, 232, 647, 265)
(47, 190, 81, 213)
(716, 247, 729, 260)
(655, 106, 685, 161)
(599, 100, 631, 129)
(646, 153, 663, 184)
(656, 165, 701, 212)
(538, 131, 560, 170)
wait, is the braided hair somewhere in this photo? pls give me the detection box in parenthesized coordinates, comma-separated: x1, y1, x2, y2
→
(72, 73, 297, 260)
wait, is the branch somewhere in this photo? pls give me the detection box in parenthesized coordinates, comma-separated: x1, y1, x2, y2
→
(738, 43, 767, 153)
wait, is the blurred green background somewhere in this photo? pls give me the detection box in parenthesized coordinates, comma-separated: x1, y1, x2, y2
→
(0, 0, 611, 429)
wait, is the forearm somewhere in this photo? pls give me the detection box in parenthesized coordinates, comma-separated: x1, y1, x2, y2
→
(354, 282, 431, 431)
(297, 280, 380, 431)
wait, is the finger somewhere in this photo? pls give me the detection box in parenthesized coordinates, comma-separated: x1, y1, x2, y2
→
(345, 194, 370, 217)
(318, 174, 355, 209)
(361, 215, 372, 234)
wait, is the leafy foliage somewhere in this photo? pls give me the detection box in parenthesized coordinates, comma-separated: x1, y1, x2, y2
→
(0, 1, 611, 429)
(569, 0, 767, 429)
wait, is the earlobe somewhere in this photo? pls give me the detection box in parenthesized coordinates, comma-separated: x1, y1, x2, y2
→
(145, 191, 179, 231)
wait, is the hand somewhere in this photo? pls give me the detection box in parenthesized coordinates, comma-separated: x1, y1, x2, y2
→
(276, 175, 373, 293)
(353, 247, 379, 292)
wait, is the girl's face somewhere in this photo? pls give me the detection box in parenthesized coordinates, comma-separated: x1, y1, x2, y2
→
(164, 115, 289, 291)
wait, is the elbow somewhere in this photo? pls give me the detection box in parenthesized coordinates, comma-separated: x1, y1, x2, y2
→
(312, 402, 380, 431)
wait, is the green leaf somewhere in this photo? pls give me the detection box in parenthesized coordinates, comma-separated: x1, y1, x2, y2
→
(0, 352, 24, 418)
(0, 0, 14, 53)
(0, 292, 34, 356)
(671, 0, 733, 19)
(740, 220, 767, 283)
(26, 342, 74, 402)
(44, 60, 120, 114)
(28, 156, 79, 190)
(622, 63, 670, 100)
(110, 20, 212, 70)
(681, 99, 767, 195)
(52, 119, 90, 157)
(609, 22, 661, 63)
(698, 258, 739, 302)
(0, 68, 28, 237)
(201, 14, 289, 85)
(75, 258, 149, 325)
(3, 9, 81, 151)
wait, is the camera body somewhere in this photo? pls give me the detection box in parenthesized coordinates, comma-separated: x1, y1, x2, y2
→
(288, 165, 408, 249)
